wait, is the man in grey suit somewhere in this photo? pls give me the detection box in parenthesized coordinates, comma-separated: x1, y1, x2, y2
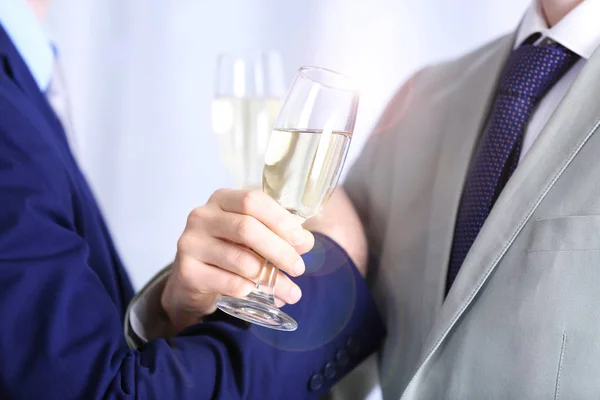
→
(320, 0, 600, 398)
(177, 0, 599, 397)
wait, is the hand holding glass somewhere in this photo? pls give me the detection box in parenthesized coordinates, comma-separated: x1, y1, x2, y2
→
(215, 66, 360, 331)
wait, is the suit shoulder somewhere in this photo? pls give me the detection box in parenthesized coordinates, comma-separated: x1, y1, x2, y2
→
(376, 33, 513, 133)
(0, 82, 72, 201)
(416, 33, 513, 95)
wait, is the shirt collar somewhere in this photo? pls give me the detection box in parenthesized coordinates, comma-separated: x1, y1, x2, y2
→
(514, 2, 547, 49)
(515, 0, 600, 59)
(515, 0, 600, 60)
(0, 0, 53, 92)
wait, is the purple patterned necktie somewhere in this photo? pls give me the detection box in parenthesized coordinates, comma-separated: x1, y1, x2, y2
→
(446, 38, 579, 294)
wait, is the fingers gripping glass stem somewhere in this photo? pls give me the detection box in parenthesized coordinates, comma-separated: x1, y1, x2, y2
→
(215, 66, 359, 331)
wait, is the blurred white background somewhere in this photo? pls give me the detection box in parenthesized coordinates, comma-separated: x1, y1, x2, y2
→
(45, 0, 528, 290)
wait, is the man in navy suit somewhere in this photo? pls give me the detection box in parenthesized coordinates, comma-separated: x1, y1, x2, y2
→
(0, 1, 384, 398)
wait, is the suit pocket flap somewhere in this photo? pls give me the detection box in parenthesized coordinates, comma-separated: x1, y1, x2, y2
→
(528, 216, 600, 252)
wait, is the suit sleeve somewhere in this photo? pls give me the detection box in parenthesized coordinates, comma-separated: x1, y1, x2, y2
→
(328, 71, 424, 400)
(0, 122, 384, 399)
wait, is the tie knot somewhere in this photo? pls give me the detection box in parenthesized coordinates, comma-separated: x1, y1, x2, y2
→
(498, 41, 579, 100)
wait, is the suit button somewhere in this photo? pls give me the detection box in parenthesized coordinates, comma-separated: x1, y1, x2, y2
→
(336, 349, 350, 367)
(308, 373, 324, 391)
(324, 361, 337, 380)
(347, 336, 361, 355)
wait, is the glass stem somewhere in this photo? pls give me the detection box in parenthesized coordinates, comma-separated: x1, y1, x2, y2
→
(254, 259, 278, 299)
(252, 212, 305, 304)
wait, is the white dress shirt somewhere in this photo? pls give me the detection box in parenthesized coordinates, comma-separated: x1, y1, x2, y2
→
(0, 1, 79, 155)
(0, 0, 53, 92)
(516, 0, 600, 161)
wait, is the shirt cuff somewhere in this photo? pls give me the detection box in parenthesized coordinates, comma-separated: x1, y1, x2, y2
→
(124, 265, 173, 349)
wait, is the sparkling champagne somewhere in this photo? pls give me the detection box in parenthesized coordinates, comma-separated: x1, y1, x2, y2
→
(263, 128, 352, 218)
(212, 97, 281, 187)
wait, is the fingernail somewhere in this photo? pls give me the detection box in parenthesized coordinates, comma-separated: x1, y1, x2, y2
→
(290, 285, 302, 302)
(294, 258, 305, 275)
(275, 298, 286, 308)
(291, 229, 305, 246)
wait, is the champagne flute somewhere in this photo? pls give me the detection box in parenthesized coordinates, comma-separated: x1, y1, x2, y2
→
(215, 66, 360, 331)
(212, 51, 285, 188)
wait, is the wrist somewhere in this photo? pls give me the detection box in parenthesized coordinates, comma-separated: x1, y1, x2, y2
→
(160, 267, 217, 333)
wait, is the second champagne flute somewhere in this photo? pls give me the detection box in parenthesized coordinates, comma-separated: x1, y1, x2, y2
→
(212, 51, 285, 188)
(215, 66, 360, 331)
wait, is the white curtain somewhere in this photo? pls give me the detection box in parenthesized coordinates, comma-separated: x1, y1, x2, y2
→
(46, 0, 528, 289)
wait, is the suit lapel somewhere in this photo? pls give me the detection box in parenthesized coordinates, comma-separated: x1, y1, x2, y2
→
(422, 34, 515, 316)
(0, 24, 80, 182)
(404, 41, 600, 399)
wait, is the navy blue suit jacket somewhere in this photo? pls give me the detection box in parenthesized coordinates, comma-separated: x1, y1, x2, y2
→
(0, 25, 384, 399)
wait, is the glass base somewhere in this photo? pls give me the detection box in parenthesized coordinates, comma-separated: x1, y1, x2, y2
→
(215, 290, 298, 331)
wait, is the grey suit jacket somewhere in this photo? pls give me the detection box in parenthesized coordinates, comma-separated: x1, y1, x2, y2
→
(332, 31, 600, 399)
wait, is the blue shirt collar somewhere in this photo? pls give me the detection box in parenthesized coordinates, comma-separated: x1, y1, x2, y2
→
(0, 0, 53, 92)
